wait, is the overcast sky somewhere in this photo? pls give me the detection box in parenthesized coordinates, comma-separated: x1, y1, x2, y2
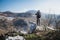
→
(0, 0, 60, 14)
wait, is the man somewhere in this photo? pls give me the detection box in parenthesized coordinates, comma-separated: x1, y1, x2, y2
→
(35, 10, 41, 26)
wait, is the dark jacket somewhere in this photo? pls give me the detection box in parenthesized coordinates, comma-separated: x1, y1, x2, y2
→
(35, 10, 41, 18)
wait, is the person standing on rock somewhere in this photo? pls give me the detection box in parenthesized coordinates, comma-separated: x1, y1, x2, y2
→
(35, 10, 41, 26)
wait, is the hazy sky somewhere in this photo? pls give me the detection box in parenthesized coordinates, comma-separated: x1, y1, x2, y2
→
(0, 0, 60, 14)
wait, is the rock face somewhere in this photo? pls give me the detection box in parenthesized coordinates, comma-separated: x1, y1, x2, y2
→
(13, 19, 36, 34)
(29, 22, 36, 33)
(0, 15, 37, 34)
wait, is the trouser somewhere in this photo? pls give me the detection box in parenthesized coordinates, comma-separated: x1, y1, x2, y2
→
(37, 18, 40, 26)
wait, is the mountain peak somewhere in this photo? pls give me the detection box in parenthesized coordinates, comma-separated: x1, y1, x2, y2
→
(26, 10, 37, 15)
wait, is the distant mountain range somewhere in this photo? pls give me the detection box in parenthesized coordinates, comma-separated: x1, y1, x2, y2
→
(0, 10, 60, 19)
(0, 10, 37, 17)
